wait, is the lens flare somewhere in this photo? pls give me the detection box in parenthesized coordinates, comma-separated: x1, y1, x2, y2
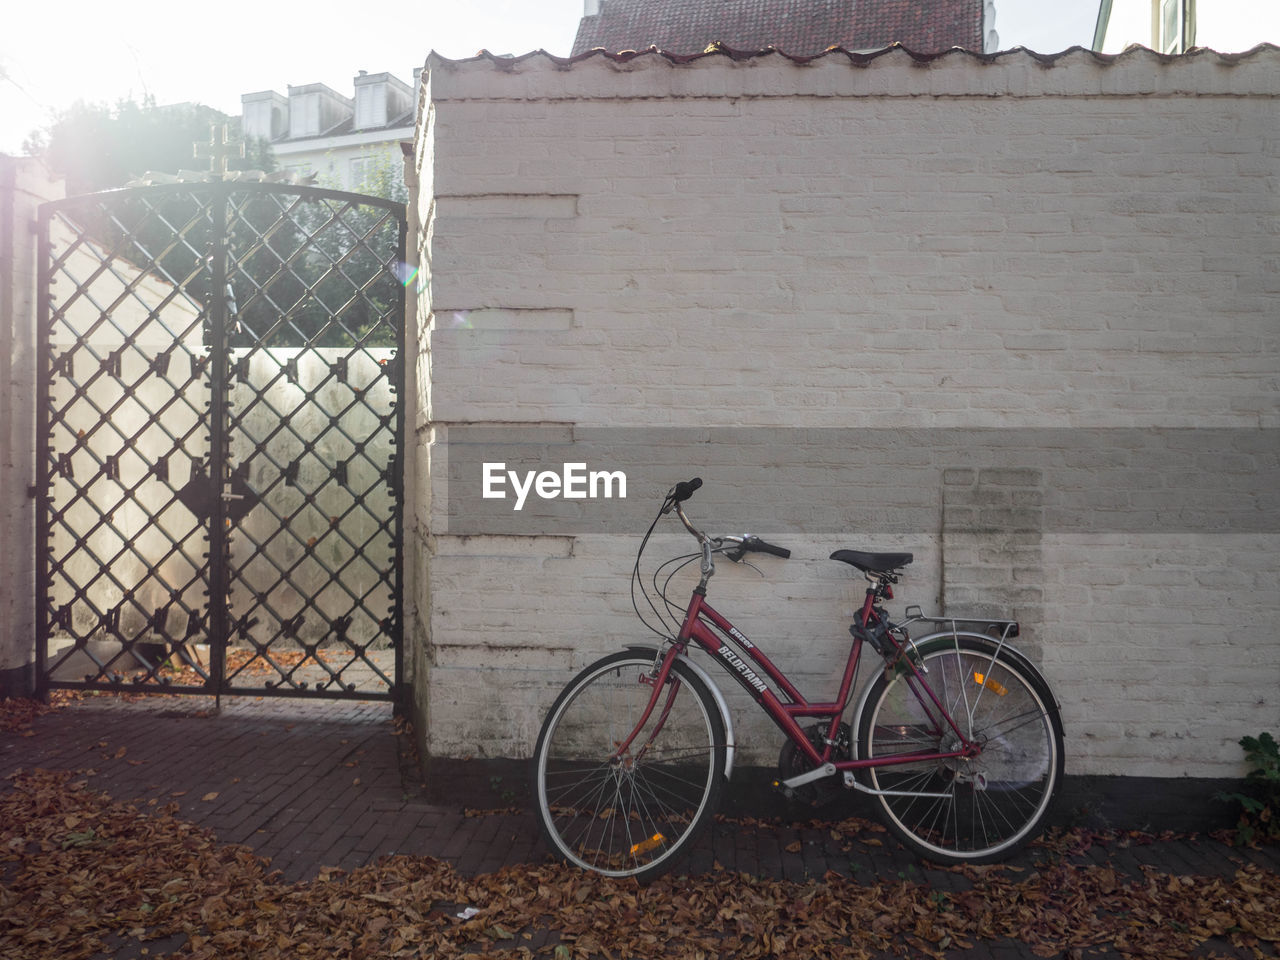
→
(391, 262, 427, 294)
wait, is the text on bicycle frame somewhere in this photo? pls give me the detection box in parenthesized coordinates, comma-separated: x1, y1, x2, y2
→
(717, 645, 768, 694)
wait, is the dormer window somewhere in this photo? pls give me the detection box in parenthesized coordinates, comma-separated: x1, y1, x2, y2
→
(356, 81, 386, 130)
(291, 93, 322, 138)
(286, 83, 354, 139)
(241, 91, 287, 140)
(353, 71, 413, 131)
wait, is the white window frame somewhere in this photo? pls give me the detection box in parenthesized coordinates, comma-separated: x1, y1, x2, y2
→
(1159, 0, 1184, 53)
(291, 94, 320, 138)
(349, 156, 376, 189)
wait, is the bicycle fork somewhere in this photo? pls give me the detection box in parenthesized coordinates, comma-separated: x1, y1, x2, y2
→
(608, 648, 683, 765)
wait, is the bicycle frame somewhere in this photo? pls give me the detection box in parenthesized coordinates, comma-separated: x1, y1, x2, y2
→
(614, 584, 983, 785)
(609, 491, 1018, 798)
(709, 591, 977, 769)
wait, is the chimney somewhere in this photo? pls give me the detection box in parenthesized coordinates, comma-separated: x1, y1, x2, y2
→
(585, 0, 601, 16)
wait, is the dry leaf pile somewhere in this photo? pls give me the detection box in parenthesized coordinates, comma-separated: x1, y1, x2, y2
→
(18, 646, 353, 697)
(0, 699, 54, 734)
(2, 769, 1277, 960)
(0, 692, 93, 734)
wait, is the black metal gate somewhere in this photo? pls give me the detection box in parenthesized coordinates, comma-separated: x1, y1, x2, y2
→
(34, 181, 407, 703)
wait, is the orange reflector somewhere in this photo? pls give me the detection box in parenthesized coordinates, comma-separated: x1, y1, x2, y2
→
(630, 833, 665, 856)
(974, 672, 1007, 696)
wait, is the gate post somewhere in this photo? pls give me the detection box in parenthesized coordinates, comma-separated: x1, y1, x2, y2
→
(206, 184, 231, 700)
(0, 157, 64, 697)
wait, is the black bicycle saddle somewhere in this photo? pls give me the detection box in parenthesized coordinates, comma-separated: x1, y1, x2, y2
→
(829, 550, 913, 573)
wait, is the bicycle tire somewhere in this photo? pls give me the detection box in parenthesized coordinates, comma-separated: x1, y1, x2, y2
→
(856, 635, 1064, 863)
(531, 649, 726, 881)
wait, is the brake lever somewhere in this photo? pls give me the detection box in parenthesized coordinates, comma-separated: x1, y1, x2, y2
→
(719, 545, 764, 577)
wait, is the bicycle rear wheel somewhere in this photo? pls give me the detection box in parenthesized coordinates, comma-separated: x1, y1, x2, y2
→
(856, 635, 1063, 863)
(532, 649, 725, 881)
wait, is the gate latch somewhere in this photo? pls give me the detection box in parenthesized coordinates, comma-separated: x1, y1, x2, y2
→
(177, 469, 258, 522)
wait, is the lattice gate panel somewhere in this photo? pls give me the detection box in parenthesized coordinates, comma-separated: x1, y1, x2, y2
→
(35, 182, 406, 702)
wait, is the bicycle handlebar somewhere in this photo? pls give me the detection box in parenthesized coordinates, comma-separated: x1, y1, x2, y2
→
(742, 536, 791, 559)
(667, 479, 791, 562)
(669, 477, 702, 504)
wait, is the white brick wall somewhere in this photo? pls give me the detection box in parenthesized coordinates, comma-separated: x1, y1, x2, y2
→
(409, 47, 1279, 776)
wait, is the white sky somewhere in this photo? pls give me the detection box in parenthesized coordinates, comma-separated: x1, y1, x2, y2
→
(1, 1, 1109, 156)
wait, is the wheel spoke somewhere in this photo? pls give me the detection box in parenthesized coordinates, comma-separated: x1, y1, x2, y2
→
(533, 653, 723, 879)
(863, 640, 1061, 862)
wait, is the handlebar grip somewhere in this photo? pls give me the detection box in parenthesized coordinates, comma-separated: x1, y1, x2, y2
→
(670, 477, 702, 503)
(748, 537, 791, 559)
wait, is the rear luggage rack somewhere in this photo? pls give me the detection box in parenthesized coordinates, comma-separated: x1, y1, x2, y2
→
(901, 606, 1020, 639)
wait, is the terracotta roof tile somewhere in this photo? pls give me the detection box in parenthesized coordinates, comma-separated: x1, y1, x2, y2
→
(571, 0, 983, 57)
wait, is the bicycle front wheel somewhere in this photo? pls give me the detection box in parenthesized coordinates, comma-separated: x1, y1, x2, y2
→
(532, 649, 726, 881)
(857, 635, 1063, 863)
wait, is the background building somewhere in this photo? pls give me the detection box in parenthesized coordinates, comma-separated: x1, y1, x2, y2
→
(1094, 0, 1280, 53)
(571, 0, 998, 56)
(241, 69, 417, 196)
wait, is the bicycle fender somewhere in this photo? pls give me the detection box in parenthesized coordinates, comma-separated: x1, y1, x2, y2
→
(848, 630, 1049, 760)
(624, 644, 736, 781)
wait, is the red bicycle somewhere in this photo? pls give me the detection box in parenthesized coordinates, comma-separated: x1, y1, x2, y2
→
(532, 479, 1064, 881)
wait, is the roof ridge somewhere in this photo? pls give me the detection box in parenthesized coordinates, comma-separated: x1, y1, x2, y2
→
(430, 41, 1280, 70)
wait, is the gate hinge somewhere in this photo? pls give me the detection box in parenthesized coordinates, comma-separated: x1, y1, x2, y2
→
(27, 484, 38, 498)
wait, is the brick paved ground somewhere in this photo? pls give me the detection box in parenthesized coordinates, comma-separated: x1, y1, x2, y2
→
(2, 695, 1276, 959)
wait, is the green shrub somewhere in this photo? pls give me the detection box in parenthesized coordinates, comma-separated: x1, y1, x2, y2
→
(1217, 732, 1280, 846)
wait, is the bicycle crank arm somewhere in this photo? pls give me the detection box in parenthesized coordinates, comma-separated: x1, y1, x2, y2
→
(776, 762, 838, 793)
